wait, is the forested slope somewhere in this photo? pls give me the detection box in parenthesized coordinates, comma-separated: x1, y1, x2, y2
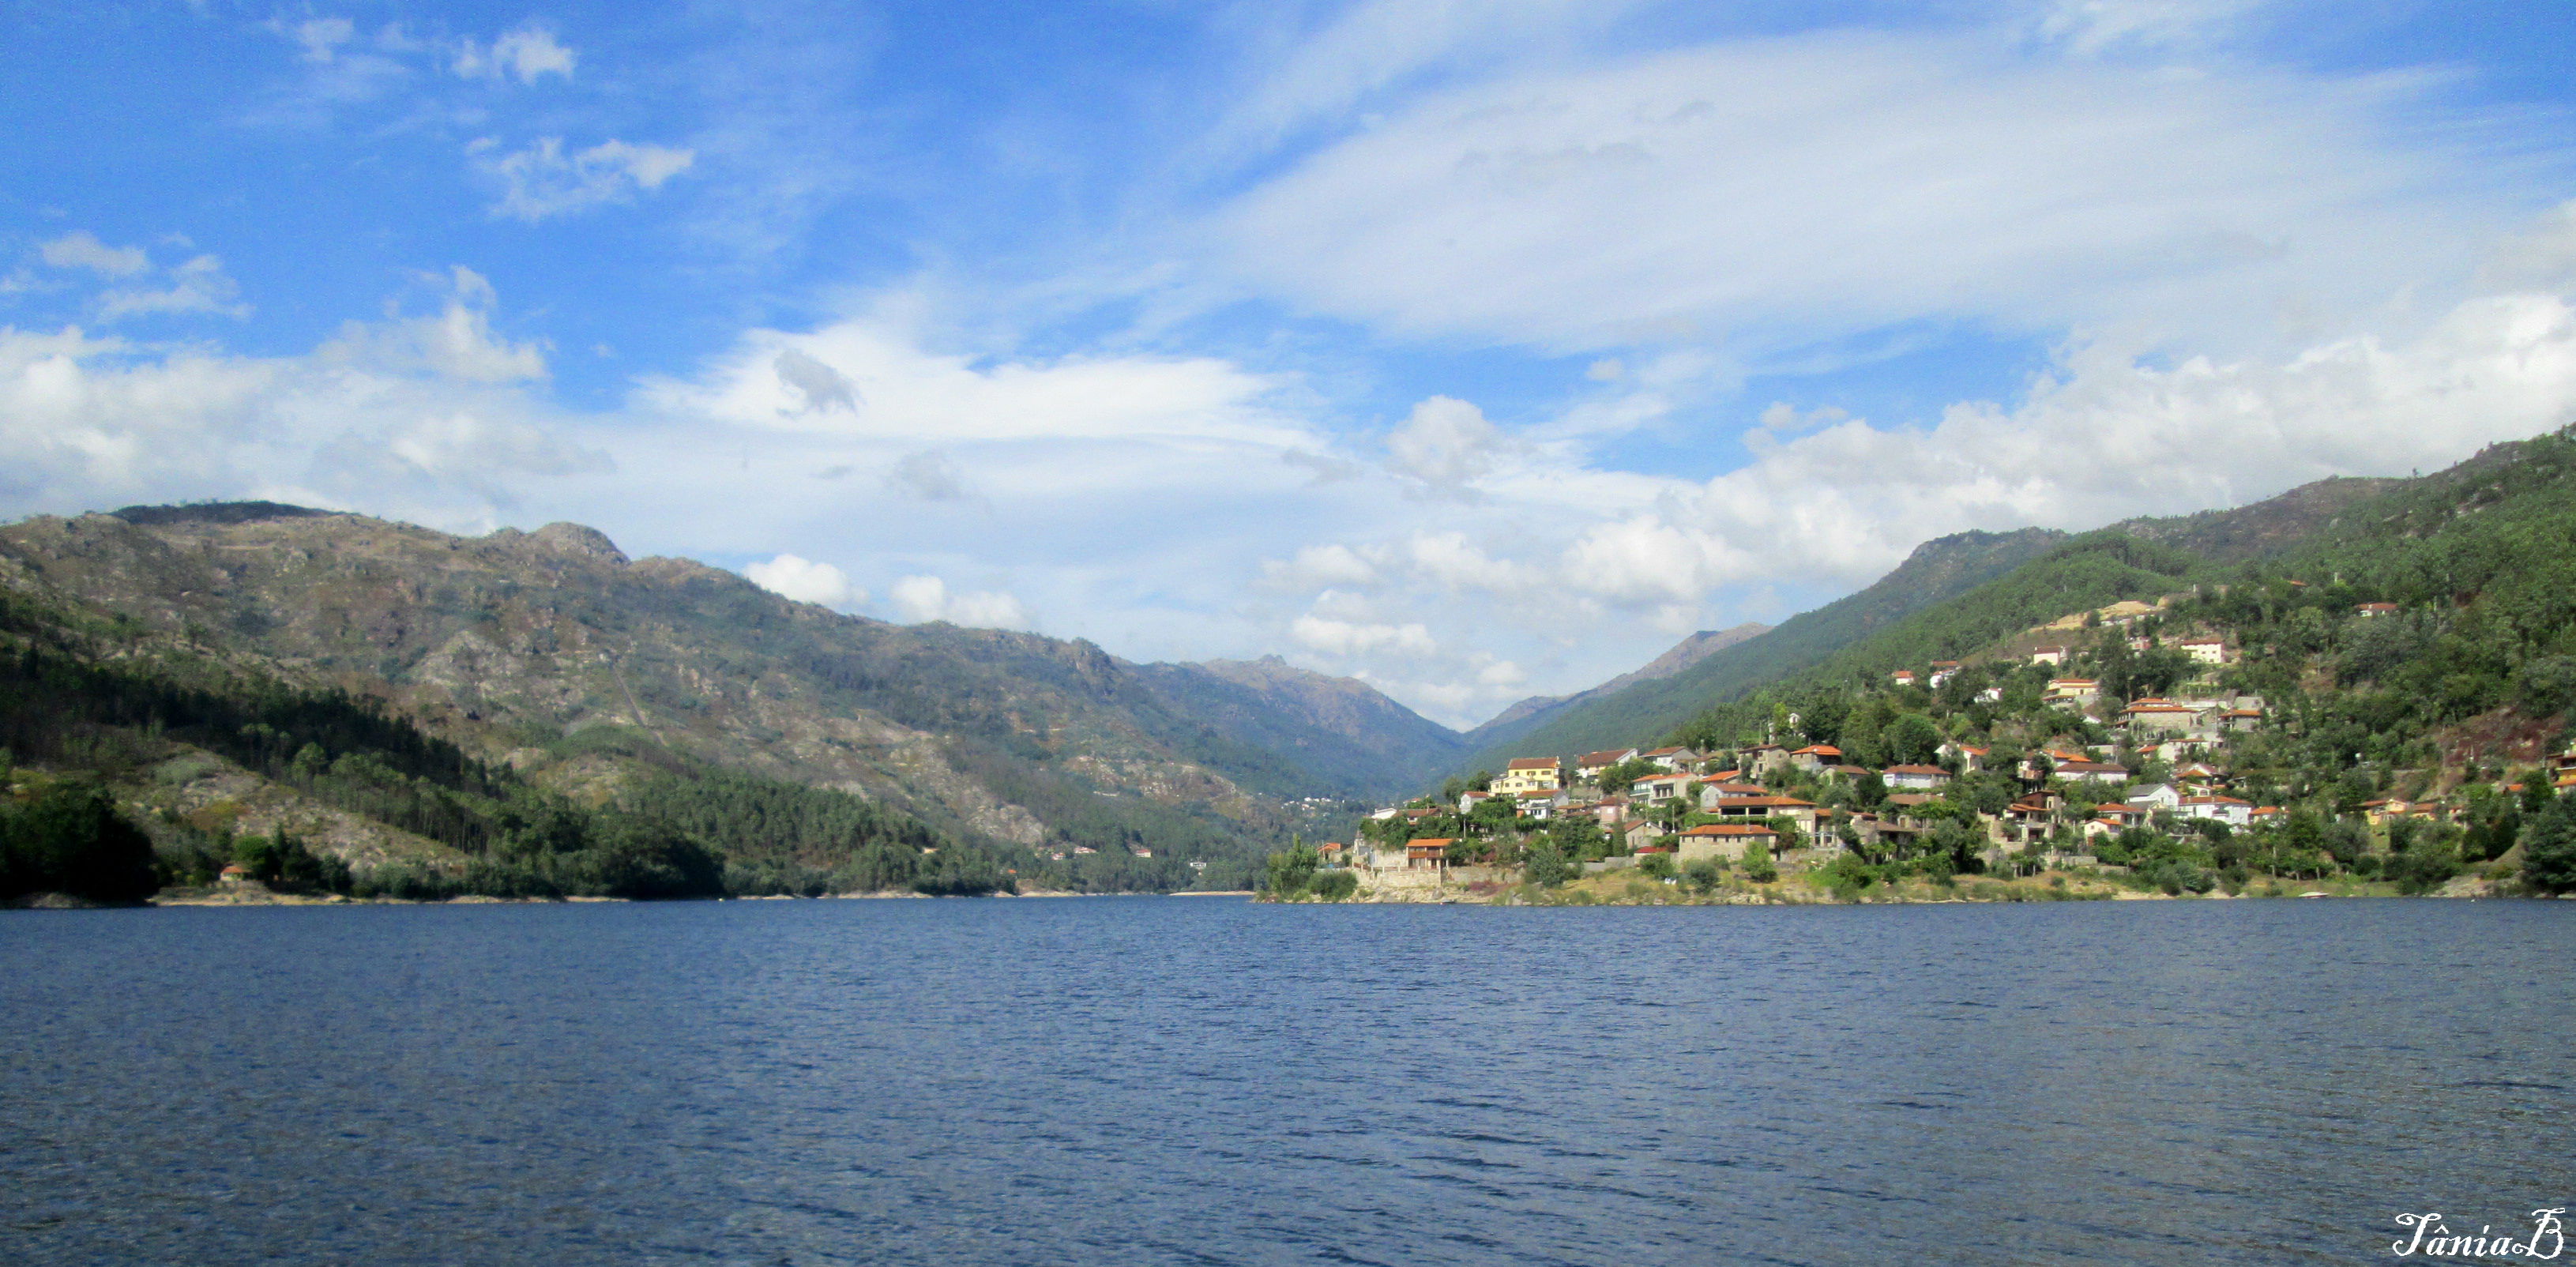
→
(1452, 528, 2064, 776)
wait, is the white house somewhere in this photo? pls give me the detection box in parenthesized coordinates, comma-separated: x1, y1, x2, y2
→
(1882, 764, 1951, 791)
(2126, 783, 2181, 811)
(2178, 637, 2232, 665)
(2055, 760, 2130, 784)
(2179, 795, 2254, 827)
(2031, 645, 2069, 667)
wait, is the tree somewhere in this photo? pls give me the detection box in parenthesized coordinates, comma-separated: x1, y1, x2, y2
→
(2525, 793, 2576, 894)
(1595, 758, 1659, 794)
(1522, 840, 1575, 888)
(0, 783, 160, 904)
(1883, 714, 1942, 766)
(1263, 840, 1321, 897)
(1741, 839, 1779, 884)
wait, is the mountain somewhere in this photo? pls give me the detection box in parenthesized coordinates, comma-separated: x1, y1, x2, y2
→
(1466, 622, 1770, 749)
(1655, 427, 2576, 753)
(1134, 656, 1466, 800)
(1451, 528, 2064, 775)
(1447, 468, 2423, 775)
(1630, 426, 2576, 897)
(2107, 476, 2404, 562)
(0, 505, 1447, 894)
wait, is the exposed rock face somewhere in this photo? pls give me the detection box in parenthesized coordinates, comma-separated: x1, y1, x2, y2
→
(0, 506, 1451, 847)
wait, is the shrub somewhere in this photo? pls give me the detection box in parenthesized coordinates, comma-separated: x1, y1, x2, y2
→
(1308, 869, 1359, 901)
(1743, 840, 1780, 884)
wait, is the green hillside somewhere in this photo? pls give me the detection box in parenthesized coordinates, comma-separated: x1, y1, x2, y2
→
(1450, 528, 2066, 776)
(1618, 427, 2576, 897)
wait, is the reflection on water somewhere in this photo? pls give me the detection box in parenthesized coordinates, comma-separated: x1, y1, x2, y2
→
(3, 898, 2570, 1265)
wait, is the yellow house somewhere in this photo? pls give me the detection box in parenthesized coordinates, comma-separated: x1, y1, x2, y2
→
(1491, 758, 1563, 795)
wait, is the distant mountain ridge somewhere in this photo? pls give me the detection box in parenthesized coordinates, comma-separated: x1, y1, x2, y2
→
(1466, 622, 1770, 747)
(1131, 655, 1467, 798)
(0, 506, 1453, 864)
(1445, 469, 2428, 777)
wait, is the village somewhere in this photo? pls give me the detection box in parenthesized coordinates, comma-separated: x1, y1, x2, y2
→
(1311, 610, 2576, 903)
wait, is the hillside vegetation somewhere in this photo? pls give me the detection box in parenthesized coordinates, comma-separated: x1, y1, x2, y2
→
(0, 507, 1465, 903)
(1452, 528, 2066, 774)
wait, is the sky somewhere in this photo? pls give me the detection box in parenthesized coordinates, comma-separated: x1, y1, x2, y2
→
(6, 1, 2576, 729)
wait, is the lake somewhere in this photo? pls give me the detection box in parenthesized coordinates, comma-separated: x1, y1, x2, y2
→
(3, 897, 2570, 1265)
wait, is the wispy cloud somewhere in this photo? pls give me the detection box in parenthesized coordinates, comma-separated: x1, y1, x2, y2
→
(28, 234, 249, 321)
(474, 137, 697, 221)
(39, 231, 148, 276)
(453, 24, 578, 84)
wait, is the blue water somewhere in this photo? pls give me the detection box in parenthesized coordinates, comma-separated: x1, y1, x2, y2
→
(2, 897, 2570, 1265)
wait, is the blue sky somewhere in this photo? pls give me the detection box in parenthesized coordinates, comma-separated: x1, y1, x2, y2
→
(7, 1, 2576, 727)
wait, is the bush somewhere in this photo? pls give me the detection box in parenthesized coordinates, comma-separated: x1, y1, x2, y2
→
(1308, 869, 1359, 901)
(1743, 840, 1780, 884)
(1637, 852, 1675, 879)
(1683, 858, 1724, 893)
(1522, 841, 1575, 888)
(2138, 857, 2215, 895)
(1820, 853, 1875, 900)
(2386, 843, 2460, 895)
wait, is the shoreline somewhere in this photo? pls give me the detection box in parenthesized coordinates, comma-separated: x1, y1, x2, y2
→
(8, 885, 1262, 909)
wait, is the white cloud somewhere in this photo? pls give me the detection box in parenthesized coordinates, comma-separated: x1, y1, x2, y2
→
(454, 24, 577, 84)
(0, 272, 598, 525)
(2035, 0, 2259, 55)
(39, 232, 147, 277)
(1263, 543, 1378, 588)
(1210, 0, 1645, 156)
(1386, 395, 1502, 489)
(642, 310, 1306, 448)
(1277, 275, 2576, 640)
(288, 17, 355, 64)
(29, 235, 250, 321)
(1292, 613, 1438, 658)
(1224, 28, 2509, 360)
(315, 268, 546, 382)
(96, 254, 246, 321)
(887, 449, 969, 501)
(890, 575, 1030, 629)
(746, 554, 860, 607)
(475, 137, 696, 222)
